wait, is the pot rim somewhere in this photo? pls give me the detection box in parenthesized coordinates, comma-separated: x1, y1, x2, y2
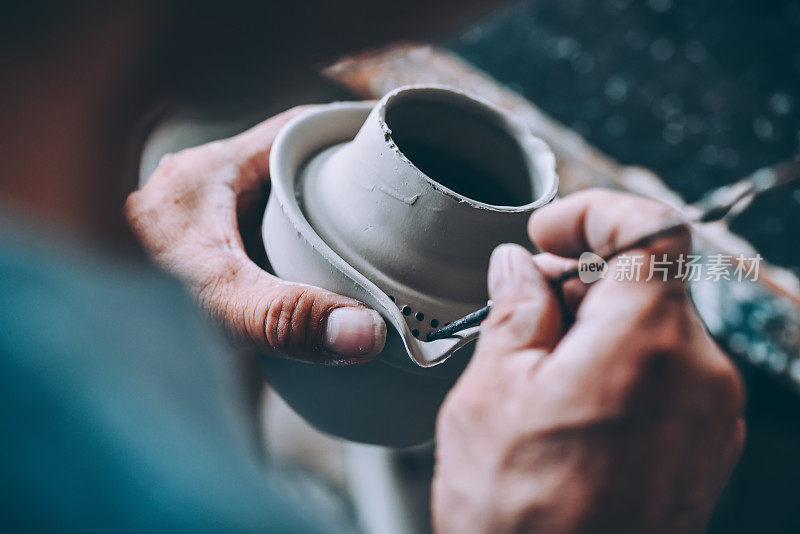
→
(375, 84, 559, 212)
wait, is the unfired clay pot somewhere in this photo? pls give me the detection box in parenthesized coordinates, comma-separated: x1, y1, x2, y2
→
(261, 85, 558, 446)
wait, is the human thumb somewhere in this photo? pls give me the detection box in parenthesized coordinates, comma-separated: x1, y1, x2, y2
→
(199, 259, 386, 364)
(476, 244, 563, 359)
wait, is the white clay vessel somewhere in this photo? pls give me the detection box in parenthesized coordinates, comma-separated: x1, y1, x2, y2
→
(261, 85, 558, 445)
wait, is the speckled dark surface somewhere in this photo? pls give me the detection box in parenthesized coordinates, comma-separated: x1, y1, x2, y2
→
(448, 0, 800, 275)
(447, 2, 800, 532)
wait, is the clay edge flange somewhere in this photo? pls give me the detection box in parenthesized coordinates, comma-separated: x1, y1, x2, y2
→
(267, 102, 476, 368)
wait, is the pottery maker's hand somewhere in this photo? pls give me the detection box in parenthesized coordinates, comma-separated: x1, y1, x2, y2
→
(433, 189, 745, 533)
(125, 108, 386, 364)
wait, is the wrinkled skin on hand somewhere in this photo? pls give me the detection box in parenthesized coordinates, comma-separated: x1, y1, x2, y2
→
(433, 190, 745, 534)
(126, 107, 386, 364)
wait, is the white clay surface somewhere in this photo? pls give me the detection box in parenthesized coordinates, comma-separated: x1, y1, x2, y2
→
(261, 86, 558, 444)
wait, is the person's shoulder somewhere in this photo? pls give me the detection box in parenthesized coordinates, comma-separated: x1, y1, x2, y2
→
(0, 213, 215, 367)
(0, 215, 329, 533)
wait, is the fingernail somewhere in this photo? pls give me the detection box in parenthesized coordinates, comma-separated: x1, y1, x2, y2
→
(488, 243, 536, 298)
(324, 308, 387, 357)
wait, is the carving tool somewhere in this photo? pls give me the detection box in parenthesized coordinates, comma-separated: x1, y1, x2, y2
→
(426, 157, 800, 342)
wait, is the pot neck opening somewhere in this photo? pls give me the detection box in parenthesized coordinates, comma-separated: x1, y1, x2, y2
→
(383, 90, 535, 208)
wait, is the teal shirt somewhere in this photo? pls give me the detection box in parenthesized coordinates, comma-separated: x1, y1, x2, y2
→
(0, 216, 331, 532)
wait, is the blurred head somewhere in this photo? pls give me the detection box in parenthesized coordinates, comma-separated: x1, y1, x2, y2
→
(1, 0, 498, 240)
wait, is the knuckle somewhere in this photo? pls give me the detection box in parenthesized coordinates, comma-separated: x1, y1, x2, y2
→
(123, 187, 167, 248)
(633, 291, 691, 343)
(262, 286, 322, 353)
(139, 148, 220, 223)
(153, 151, 187, 181)
(130, 151, 187, 211)
(156, 151, 179, 172)
(482, 297, 556, 347)
(647, 200, 675, 223)
(150, 150, 194, 188)
(150, 147, 209, 188)
(123, 189, 144, 222)
(616, 192, 674, 224)
(625, 198, 690, 257)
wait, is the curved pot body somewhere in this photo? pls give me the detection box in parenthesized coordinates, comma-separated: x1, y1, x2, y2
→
(261, 86, 557, 446)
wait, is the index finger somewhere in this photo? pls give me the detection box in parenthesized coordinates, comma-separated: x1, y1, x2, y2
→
(528, 189, 690, 260)
(222, 105, 315, 187)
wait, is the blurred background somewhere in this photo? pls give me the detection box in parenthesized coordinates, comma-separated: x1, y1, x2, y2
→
(451, 0, 800, 270)
(5, 0, 799, 532)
